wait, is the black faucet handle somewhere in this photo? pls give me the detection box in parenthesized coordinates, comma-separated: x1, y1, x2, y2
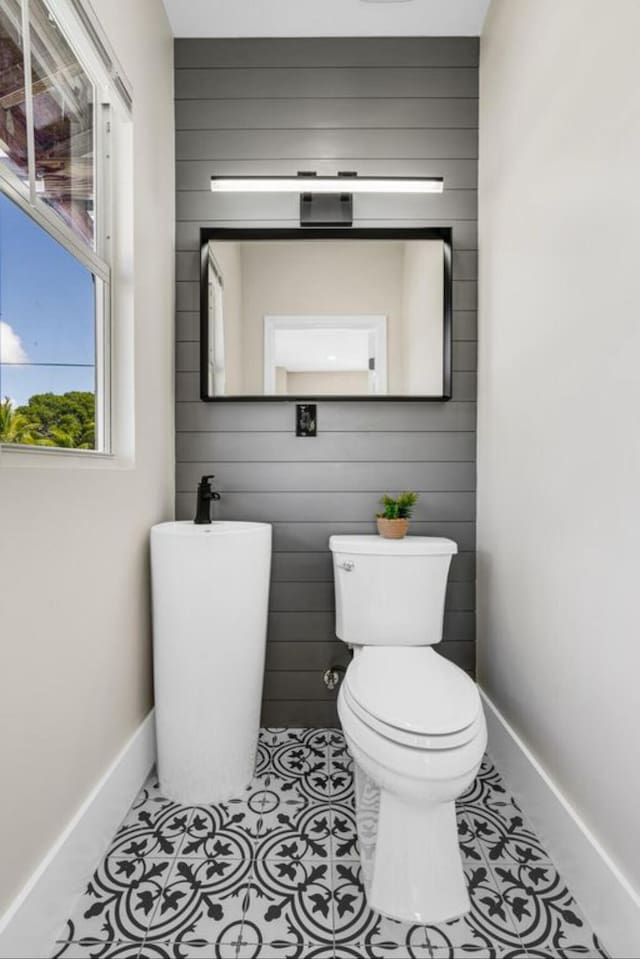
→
(194, 475, 219, 524)
(200, 475, 221, 499)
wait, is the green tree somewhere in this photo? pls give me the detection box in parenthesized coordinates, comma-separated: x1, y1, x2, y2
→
(0, 397, 40, 444)
(14, 391, 95, 449)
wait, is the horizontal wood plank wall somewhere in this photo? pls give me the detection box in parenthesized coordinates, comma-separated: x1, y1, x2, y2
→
(174, 37, 478, 727)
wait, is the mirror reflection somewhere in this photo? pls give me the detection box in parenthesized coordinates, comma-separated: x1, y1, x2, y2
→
(204, 235, 450, 399)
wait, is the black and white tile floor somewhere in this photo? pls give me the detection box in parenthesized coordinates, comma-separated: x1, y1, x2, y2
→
(52, 728, 608, 959)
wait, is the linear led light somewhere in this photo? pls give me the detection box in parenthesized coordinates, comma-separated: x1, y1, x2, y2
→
(210, 175, 443, 195)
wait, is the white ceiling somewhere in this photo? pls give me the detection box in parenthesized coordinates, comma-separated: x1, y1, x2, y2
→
(162, 0, 490, 38)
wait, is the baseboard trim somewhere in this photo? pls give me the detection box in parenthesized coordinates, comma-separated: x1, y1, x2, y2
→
(481, 690, 640, 957)
(0, 709, 156, 959)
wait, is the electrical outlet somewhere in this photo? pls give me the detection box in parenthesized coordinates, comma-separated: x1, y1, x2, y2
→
(296, 403, 317, 437)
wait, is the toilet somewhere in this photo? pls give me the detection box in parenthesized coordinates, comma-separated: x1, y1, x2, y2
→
(329, 535, 487, 924)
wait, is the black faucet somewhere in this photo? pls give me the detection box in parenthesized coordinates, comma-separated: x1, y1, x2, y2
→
(194, 474, 221, 524)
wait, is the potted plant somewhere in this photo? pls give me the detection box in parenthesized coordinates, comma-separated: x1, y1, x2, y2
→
(376, 491, 418, 539)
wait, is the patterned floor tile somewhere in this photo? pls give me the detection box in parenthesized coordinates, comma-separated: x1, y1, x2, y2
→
(252, 777, 310, 817)
(459, 757, 510, 811)
(260, 728, 330, 755)
(569, 945, 610, 959)
(143, 857, 252, 944)
(240, 857, 334, 949)
(457, 811, 487, 866)
(425, 865, 522, 955)
(254, 800, 333, 861)
(254, 738, 273, 780)
(234, 941, 334, 958)
(331, 859, 431, 957)
(52, 741, 608, 959)
(466, 801, 549, 868)
(52, 943, 142, 958)
(490, 863, 608, 957)
(429, 950, 507, 958)
(329, 802, 359, 860)
(258, 728, 331, 804)
(327, 731, 355, 804)
(178, 779, 272, 860)
(333, 947, 376, 959)
(212, 946, 241, 959)
(138, 940, 216, 958)
(59, 857, 173, 944)
(109, 774, 191, 860)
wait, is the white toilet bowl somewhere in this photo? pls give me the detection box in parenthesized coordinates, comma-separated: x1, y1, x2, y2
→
(329, 535, 487, 924)
(337, 646, 486, 923)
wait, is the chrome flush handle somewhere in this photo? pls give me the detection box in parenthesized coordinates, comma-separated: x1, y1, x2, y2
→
(338, 560, 355, 571)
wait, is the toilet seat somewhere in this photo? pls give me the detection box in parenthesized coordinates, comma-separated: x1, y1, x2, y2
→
(342, 683, 483, 750)
(344, 646, 482, 750)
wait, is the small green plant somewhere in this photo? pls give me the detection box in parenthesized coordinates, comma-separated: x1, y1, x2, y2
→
(377, 491, 419, 520)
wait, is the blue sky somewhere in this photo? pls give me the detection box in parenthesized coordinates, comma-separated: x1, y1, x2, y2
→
(0, 191, 95, 406)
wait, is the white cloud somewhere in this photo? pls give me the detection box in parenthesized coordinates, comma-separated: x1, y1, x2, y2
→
(0, 321, 28, 363)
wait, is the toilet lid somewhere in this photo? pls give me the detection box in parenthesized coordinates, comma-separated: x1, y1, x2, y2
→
(345, 647, 480, 736)
(329, 535, 458, 556)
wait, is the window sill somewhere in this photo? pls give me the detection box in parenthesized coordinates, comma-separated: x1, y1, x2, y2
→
(0, 443, 134, 470)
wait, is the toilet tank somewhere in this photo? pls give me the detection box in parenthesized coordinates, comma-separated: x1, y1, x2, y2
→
(329, 535, 457, 647)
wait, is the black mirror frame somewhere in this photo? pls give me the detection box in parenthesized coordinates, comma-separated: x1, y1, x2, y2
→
(199, 226, 453, 402)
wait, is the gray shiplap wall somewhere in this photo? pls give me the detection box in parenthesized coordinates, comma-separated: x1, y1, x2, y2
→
(174, 37, 478, 726)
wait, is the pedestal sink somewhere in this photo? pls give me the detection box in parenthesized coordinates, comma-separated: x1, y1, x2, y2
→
(150, 521, 272, 803)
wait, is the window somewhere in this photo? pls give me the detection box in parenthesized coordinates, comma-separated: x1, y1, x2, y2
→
(0, 0, 130, 454)
(0, 191, 101, 447)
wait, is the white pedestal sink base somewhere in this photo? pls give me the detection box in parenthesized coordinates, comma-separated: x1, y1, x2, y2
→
(151, 521, 271, 804)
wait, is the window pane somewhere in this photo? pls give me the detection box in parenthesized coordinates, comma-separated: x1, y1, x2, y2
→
(0, 0, 30, 183)
(0, 191, 95, 363)
(28, 0, 95, 246)
(0, 364, 95, 447)
(0, 190, 96, 449)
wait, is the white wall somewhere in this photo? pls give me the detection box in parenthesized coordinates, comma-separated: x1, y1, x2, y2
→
(478, 0, 640, 903)
(285, 370, 369, 394)
(0, 0, 174, 915)
(401, 240, 443, 394)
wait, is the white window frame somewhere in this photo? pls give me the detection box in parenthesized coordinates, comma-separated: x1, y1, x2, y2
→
(0, 0, 132, 462)
(263, 314, 388, 395)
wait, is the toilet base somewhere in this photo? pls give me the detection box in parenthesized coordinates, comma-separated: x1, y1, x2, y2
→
(355, 763, 471, 924)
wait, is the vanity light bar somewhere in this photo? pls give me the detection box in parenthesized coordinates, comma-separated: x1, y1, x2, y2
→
(210, 176, 444, 195)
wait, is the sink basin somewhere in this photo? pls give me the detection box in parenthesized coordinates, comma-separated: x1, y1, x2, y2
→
(150, 520, 272, 803)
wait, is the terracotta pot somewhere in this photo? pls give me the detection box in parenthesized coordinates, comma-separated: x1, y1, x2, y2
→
(376, 517, 409, 539)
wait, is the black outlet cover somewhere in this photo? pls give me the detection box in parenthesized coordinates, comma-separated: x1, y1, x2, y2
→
(296, 403, 317, 437)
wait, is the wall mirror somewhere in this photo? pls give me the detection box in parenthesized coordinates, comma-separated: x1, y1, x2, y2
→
(200, 228, 452, 401)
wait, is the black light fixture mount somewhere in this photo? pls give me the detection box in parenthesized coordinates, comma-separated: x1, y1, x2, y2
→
(299, 170, 355, 227)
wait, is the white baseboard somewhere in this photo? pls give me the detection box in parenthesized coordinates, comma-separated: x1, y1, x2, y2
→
(481, 690, 640, 957)
(0, 709, 156, 959)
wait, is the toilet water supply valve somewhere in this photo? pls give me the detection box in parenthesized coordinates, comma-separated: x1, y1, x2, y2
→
(323, 665, 345, 690)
